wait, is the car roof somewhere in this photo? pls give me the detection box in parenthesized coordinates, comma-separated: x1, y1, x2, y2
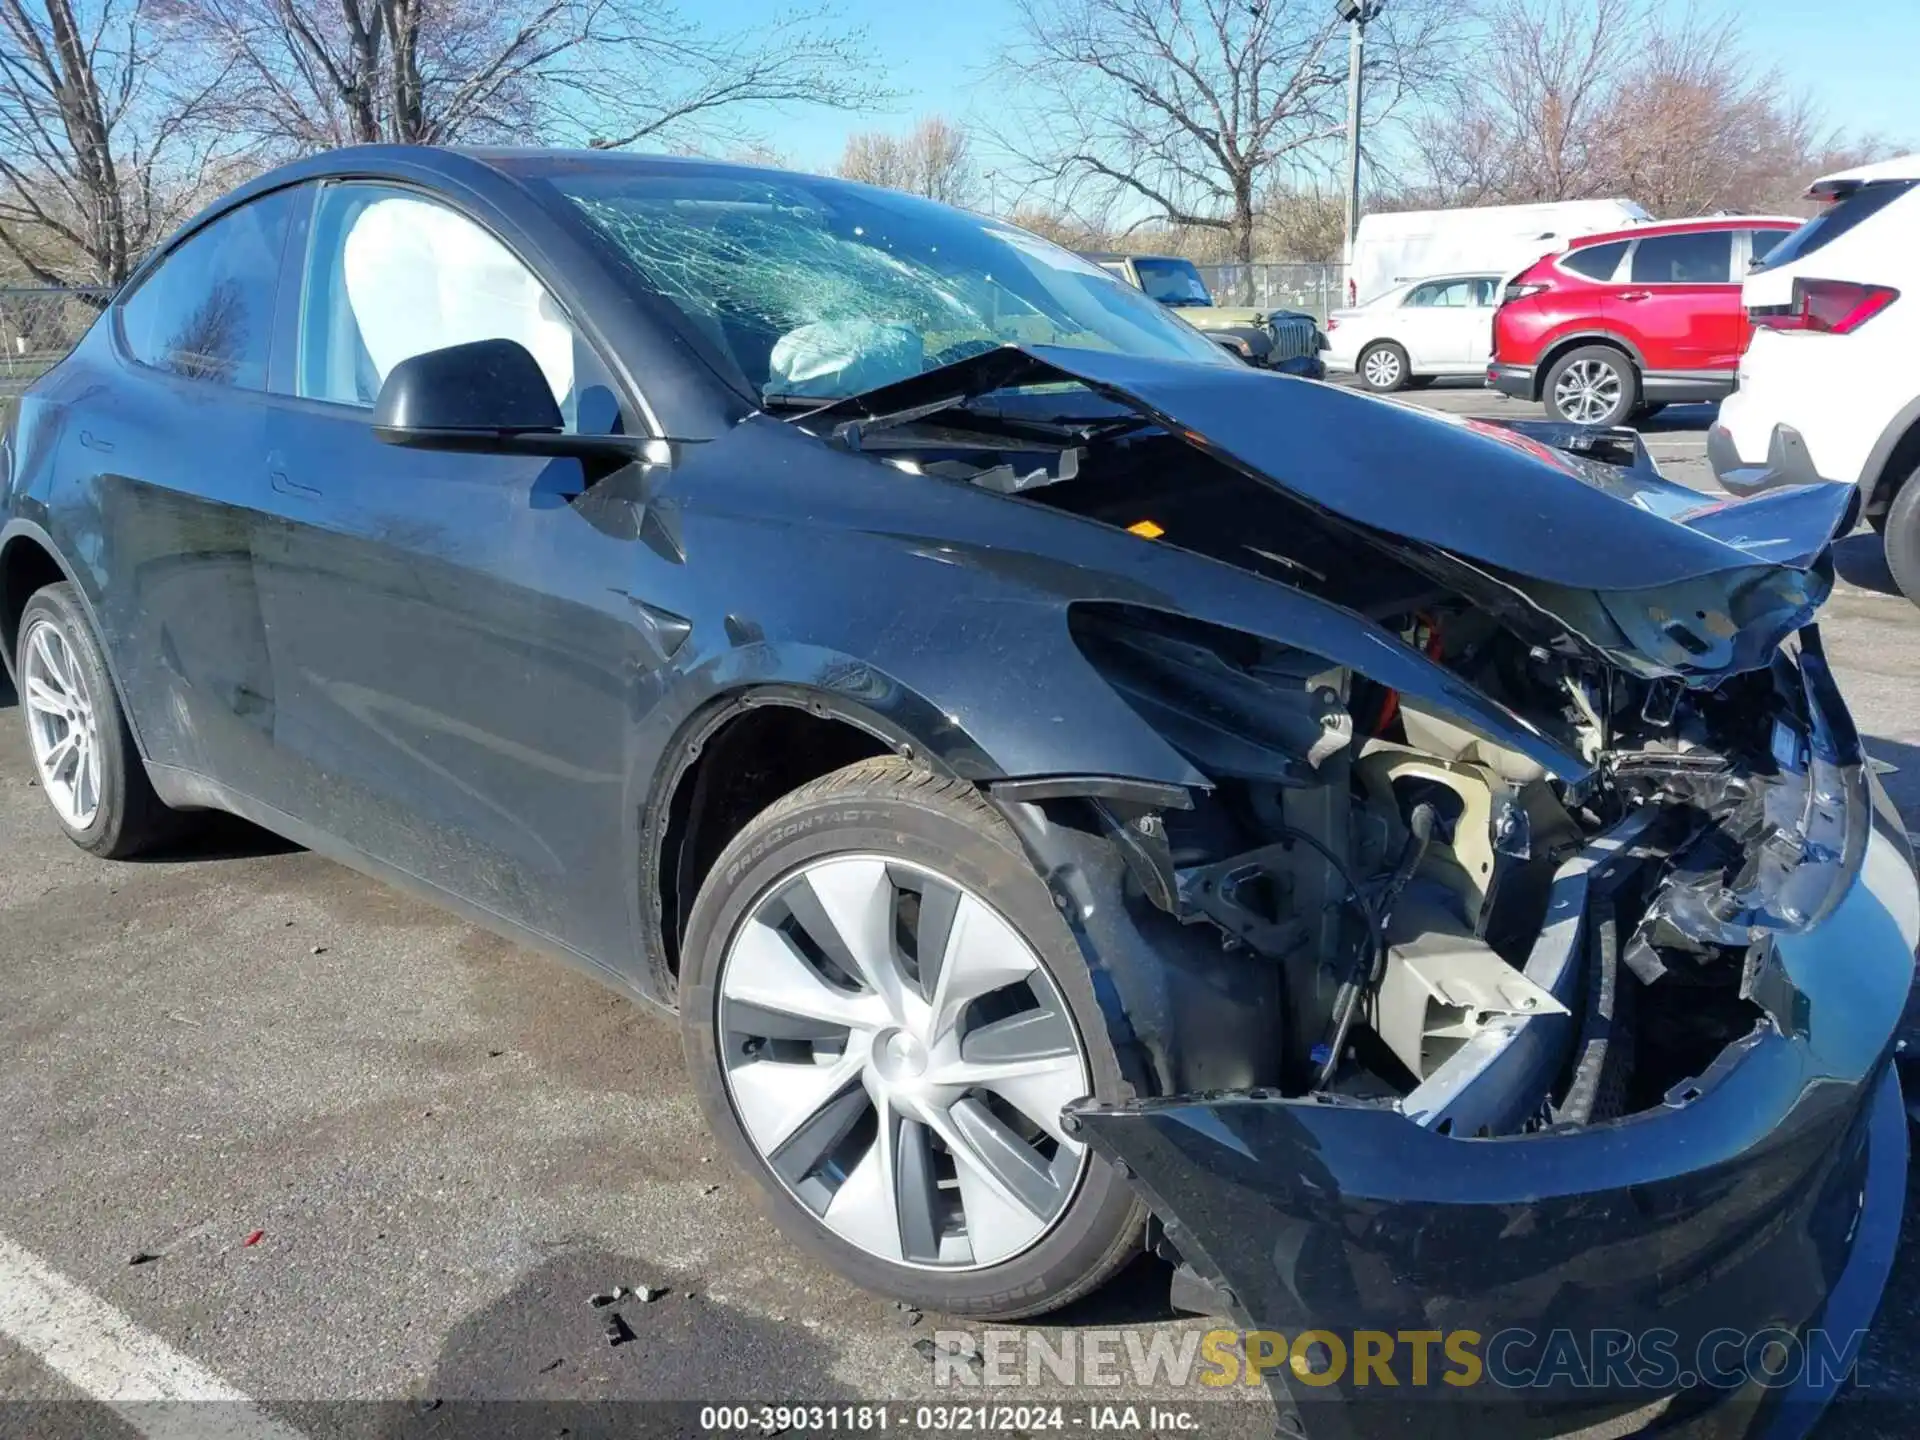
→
(167, 144, 898, 252)
(1808, 153, 1920, 196)
(1567, 215, 1801, 247)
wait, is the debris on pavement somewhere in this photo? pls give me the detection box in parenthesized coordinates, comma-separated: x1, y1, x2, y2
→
(897, 1308, 922, 1328)
(588, 1287, 626, 1309)
(604, 1313, 635, 1347)
(635, 1284, 666, 1303)
(243, 1229, 264, 1247)
(539, 1358, 564, 1374)
(310, 945, 327, 955)
(914, 1336, 978, 1371)
(127, 1251, 161, 1266)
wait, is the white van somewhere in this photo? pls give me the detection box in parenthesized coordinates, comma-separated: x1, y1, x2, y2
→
(1348, 200, 1648, 307)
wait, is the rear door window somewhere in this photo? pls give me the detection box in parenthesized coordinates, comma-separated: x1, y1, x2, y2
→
(1629, 231, 1733, 285)
(1559, 241, 1629, 281)
(1406, 279, 1473, 307)
(118, 189, 296, 389)
(1759, 180, 1917, 269)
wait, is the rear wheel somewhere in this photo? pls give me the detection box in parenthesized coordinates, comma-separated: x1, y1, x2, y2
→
(1884, 467, 1920, 607)
(15, 583, 178, 857)
(1544, 345, 1638, 426)
(1358, 341, 1410, 392)
(679, 758, 1146, 1318)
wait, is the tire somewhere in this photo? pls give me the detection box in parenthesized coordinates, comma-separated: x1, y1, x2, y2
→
(15, 583, 178, 857)
(1358, 341, 1410, 392)
(679, 757, 1147, 1319)
(1543, 345, 1638, 426)
(1884, 467, 1920, 607)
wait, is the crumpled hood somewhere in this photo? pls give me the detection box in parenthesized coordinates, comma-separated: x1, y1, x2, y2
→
(807, 344, 1852, 679)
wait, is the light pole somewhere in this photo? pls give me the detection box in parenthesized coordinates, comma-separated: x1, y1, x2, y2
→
(1336, 0, 1383, 303)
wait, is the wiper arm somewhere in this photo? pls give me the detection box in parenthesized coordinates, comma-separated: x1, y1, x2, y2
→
(761, 392, 843, 412)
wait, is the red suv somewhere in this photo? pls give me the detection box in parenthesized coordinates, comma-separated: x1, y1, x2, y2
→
(1489, 217, 1799, 426)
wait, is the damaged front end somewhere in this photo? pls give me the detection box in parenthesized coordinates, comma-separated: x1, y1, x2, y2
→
(793, 348, 1918, 1436)
(1008, 623, 1913, 1438)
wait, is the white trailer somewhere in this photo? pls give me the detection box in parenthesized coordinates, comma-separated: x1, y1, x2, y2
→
(1348, 199, 1649, 306)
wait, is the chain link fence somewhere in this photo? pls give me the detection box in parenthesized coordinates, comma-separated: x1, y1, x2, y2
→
(1194, 263, 1347, 322)
(1, 287, 114, 404)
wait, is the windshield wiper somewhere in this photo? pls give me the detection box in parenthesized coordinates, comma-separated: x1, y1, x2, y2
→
(761, 392, 843, 411)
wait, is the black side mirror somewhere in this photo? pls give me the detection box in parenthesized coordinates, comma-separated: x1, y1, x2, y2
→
(372, 338, 642, 464)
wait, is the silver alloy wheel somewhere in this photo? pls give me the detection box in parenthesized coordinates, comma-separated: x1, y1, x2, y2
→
(1553, 358, 1622, 423)
(717, 855, 1091, 1271)
(20, 616, 101, 830)
(1362, 347, 1402, 388)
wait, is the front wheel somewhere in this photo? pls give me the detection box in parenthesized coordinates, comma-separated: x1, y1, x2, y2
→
(679, 758, 1146, 1318)
(1544, 345, 1638, 426)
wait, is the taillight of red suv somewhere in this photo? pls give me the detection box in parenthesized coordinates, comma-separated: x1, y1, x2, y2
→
(1501, 280, 1550, 305)
(1749, 278, 1899, 334)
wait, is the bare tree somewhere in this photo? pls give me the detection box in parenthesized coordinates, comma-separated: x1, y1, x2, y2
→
(837, 115, 979, 206)
(1415, 0, 1884, 215)
(1415, 0, 1643, 206)
(1258, 184, 1346, 261)
(173, 0, 892, 152)
(993, 0, 1463, 261)
(1003, 203, 1114, 251)
(0, 0, 238, 286)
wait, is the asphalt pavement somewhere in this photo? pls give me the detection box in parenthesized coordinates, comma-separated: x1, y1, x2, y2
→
(0, 381, 1916, 1440)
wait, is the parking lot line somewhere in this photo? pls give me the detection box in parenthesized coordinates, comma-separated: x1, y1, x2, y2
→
(0, 1233, 307, 1440)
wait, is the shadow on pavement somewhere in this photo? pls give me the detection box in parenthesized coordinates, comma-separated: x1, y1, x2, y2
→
(1836, 532, 1900, 598)
(1635, 402, 1719, 433)
(272, 1249, 853, 1438)
(1036, 1251, 1179, 1327)
(131, 811, 302, 864)
(0, 669, 12, 709)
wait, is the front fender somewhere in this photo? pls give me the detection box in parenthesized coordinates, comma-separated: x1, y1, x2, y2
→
(666, 417, 1591, 790)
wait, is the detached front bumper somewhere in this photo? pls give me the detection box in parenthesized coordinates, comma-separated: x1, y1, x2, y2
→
(1075, 1049, 1907, 1439)
(1065, 694, 1916, 1438)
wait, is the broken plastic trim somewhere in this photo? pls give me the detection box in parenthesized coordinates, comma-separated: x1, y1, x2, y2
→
(1622, 628, 1869, 979)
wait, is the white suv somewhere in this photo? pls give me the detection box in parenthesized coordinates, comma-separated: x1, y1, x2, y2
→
(1710, 154, 1920, 603)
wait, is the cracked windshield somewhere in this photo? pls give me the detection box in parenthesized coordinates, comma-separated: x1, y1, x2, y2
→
(546, 168, 1232, 400)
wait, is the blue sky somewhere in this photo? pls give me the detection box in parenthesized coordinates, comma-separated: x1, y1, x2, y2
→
(714, 0, 1920, 177)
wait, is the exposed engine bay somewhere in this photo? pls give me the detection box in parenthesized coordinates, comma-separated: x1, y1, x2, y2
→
(799, 376, 1864, 1137)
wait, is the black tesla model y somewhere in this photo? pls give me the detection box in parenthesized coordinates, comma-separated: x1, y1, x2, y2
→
(3, 147, 1914, 1437)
